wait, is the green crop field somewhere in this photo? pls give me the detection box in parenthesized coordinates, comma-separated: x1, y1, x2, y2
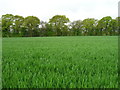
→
(2, 36, 118, 88)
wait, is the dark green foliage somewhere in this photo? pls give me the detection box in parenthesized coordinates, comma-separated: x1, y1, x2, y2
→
(1, 14, 119, 37)
(2, 14, 14, 37)
(49, 15, 70, 36)
(23, 16, 40, 37)
(69, 20, 83, 36)
(12, 15, 24, 37)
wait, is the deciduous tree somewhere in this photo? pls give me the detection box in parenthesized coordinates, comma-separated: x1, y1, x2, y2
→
(23, 16, 40, 37)
(49, 15, 70, 36)
(82, 18, 97, 36)
(69, 20, 83, 36)
(2, 14, 14, 37)
(12, 15, 24, 36)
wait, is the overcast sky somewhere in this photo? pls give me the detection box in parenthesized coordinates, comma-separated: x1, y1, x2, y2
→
(0, 0, 119, 22)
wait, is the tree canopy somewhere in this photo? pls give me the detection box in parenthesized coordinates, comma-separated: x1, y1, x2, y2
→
(1, 14, 119, 37)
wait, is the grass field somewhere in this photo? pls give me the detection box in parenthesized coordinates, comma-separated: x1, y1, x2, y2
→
(2, 36, 118, 88)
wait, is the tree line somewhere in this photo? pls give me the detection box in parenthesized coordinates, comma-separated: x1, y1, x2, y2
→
(1, 14, 120, 37)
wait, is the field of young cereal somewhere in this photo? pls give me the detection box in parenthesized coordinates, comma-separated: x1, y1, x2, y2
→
(2, 36, 118, 88)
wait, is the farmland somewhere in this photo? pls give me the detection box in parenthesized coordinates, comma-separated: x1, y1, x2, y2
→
(2, 36, 118, 88)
